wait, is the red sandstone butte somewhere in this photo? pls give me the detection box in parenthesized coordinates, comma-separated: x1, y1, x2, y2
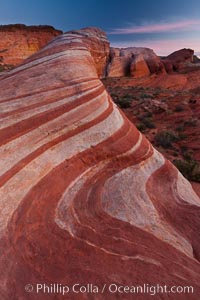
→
(0, 24, 62, 67)
(107, 47, 165, 77)
(0, 27, 200, 300)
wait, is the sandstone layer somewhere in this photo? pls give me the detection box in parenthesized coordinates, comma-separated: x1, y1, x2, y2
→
(0, 24, 62, 68)
(0, 27, 200, 300)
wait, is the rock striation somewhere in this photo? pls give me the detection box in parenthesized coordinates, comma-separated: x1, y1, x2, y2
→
(0, 24, 62, 69)
(0, 27, 200, 299)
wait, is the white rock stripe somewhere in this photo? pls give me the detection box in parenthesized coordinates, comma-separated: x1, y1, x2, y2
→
(0, 84, 102, 129)
(0, 104, 124, 234)
(3, 48, 90, 76)
(101, 149, 193, 257)
(0, 79, 100, 114)
(0, 90, 109, 176)
(55, 131, 144, 232)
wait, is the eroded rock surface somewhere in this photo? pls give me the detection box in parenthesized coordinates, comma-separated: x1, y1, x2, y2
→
(162, 48, 194, 72)
(0, 24, 62, 69)
(0, 27, 200, 300)
(130, 53, 150, 77)
(107, 47, 165, 77)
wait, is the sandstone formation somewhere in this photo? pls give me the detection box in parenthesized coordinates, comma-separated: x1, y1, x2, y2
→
(67, 27, 110, 77)
(0, 27, 200, 300)
(130, 53, 150, 77)
(107, 47, 165, 77)
(0, 24, 62, 69)
(162, 48, 194, 72)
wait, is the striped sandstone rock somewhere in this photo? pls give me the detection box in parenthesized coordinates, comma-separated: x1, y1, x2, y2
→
(0, 27, 200, 299)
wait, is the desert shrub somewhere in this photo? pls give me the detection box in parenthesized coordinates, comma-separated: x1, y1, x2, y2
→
(174, 105, 184, 112)
(155, 130, 180, 148)
(136, 123, 146, 132)
(173, 158, 200, 182)
(184, 118, 198, 127)
(138, 115, 156, 129)
(115, 97, 132, 108)
(110, 93, 118, 98)
(143, 119, 156, 129)
(173, 151, 179, 157)
(143, 111, 153, 118)
(178, 132, 187, 140)
(140, 93, 152, 99)
(180, 145, 188, 153)
(176, 125, 185, 132)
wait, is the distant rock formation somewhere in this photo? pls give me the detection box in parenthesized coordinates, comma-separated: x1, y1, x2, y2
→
(107, 47, 166, 77)
(106, 47, 196, 78)
(0, 27, 200, 299)
(162, 48, 194, 72)
(130, 53, 150, 77)
(0, 24, 62, 70)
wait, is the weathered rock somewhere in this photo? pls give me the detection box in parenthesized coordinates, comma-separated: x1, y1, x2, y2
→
(66, 27, 110, 77)
(0, 24, 62, 68)
(130, 53, 150, 77)
(0, 27, 200, 300)
(162, 48, 194, 71)
(107, 47, 165, 77)
(107, 55, 131, 77)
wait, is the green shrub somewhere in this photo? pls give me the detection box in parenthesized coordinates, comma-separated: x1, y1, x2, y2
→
(173, 158, 200, 182)
(140, 93, 152, 99)
(138, 114, 156, 129)
(115, 98, 132, 108)
(136, 123, 146, 132)
(143, 119, 156, 129)
(155, 130, 180, 148)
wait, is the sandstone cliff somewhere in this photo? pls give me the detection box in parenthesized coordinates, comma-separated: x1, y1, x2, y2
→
(0, 27, 200, 299)
(0, 24, 62, 69)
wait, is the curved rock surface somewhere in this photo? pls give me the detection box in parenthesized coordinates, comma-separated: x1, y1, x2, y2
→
(0, 24, 62, 68)
(0, 27, 200, 299)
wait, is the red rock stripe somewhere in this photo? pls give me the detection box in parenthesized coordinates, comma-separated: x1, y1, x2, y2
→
(0, 76, 97, 104)
(0, 95, 113, 187)
(0, 85, 105, 146)
(0, 82, 101, 118)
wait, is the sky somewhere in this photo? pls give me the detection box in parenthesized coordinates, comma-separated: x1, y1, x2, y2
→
(1, 0, 200, 55)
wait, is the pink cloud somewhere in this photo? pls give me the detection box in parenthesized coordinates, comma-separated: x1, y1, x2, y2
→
(108, 20, 200, 34)
(111, 38, 200, 56)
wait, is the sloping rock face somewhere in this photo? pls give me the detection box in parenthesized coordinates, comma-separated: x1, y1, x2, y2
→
(0, 27, 200, 299)
(0, 24, 62, 68)
(106, 47, 131, 76)
(107, 47, 165, 77)
(130, 53, 150, 77)
(162, 48, 194, 72)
